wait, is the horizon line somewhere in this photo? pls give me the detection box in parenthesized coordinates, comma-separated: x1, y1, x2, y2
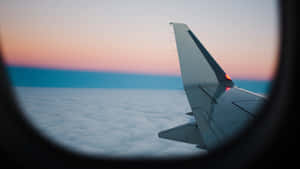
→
(6, 63, 271, 81)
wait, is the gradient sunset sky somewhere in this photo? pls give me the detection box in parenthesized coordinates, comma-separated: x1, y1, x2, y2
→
(0, 0, 278, 80)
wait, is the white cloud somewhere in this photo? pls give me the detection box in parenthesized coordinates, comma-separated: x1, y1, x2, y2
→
(15, 87, 206, 158)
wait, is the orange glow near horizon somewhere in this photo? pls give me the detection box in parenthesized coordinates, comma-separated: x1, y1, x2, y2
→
(2, 30, 277, 80)
(1, 30, 181, 76)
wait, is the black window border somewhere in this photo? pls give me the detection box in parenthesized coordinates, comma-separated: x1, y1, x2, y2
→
(0, 1, 297, 169)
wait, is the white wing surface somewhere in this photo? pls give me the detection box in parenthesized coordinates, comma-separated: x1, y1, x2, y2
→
(158, 23, 266, 150)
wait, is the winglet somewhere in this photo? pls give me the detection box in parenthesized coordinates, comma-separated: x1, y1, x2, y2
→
(170, 22, 234, 87)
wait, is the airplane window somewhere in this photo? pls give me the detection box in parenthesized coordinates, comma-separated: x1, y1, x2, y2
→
(0, 0, 278, 158)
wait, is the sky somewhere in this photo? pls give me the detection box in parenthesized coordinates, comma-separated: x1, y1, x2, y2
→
(0, 0, 278, 80)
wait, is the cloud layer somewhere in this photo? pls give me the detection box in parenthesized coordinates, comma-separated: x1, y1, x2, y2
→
(15, 87, 205, 158)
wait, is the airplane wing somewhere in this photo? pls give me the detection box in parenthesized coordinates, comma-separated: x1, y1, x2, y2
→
(158, 23, 266, 150)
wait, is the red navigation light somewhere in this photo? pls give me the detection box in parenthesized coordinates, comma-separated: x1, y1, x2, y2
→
(225, 74, 231, 80)
(225, 87, 231, 91)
